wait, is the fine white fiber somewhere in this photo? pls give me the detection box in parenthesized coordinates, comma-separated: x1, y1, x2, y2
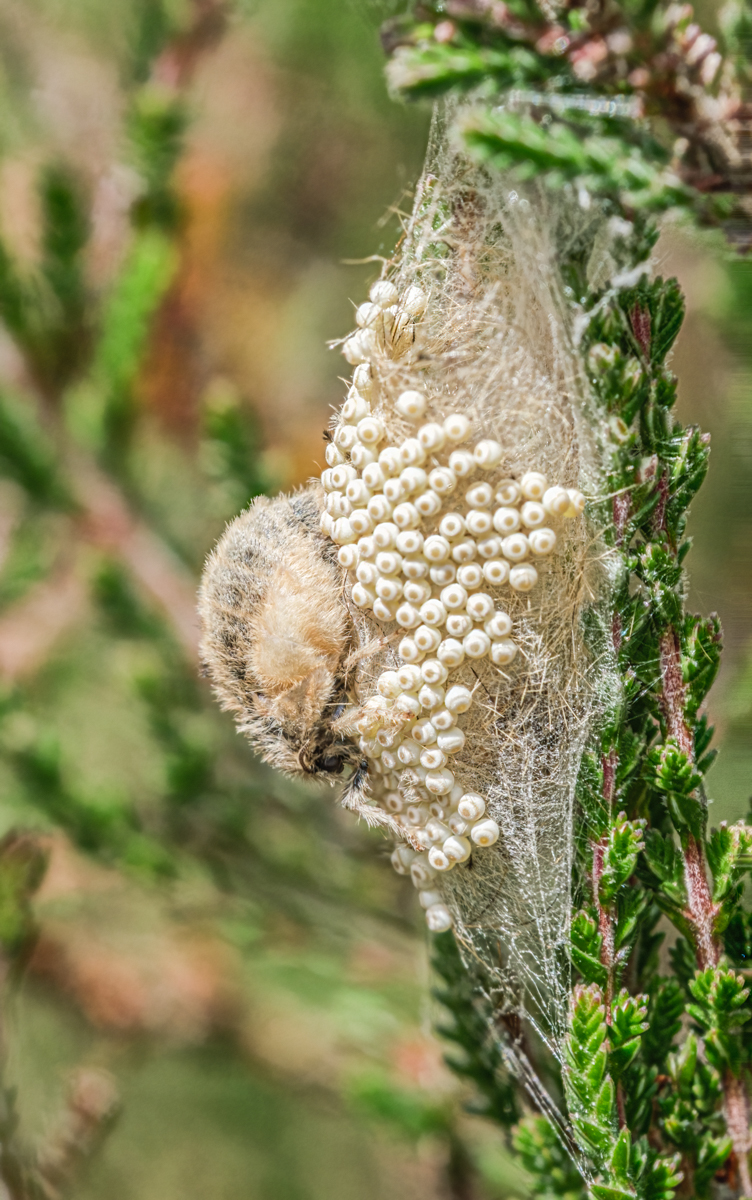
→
(327, 102, 620, 1069)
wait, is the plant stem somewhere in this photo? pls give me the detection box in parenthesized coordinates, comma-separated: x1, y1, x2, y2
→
(658, 630, 752, 1195)
(658, 629, 719, 970)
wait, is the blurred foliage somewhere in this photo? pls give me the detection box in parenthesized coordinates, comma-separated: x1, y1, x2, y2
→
(0, 0, 748, 1196)
(0, 0, 479, 1198)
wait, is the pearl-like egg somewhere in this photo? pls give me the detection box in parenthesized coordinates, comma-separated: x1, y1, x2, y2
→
(491, 639, 519, 666)
(509, 564, 538, 592)
(401, 285, 427, 316)
(437, 638, 465, 668)
(473, 439, 503, 468)
(398, 637, 422, 663)
(443, 834, 471, 863)
(444, 414, 471, 443)
(410, 856, 436, 887)
(379, 446, 403, 475)
(465, 482, 493, 509)
(373, 597, 396, 621)
(396, 529, 424, 555)
(424, 535, 451, 563)
(445, 685, 473, 713)
(445, 613, 472, 637)
(404, 579, 432, 605)
(428, 467, 457, 496)
(357, 562, 379, 586)
(419, 682, 445, 710)
(373, 522, 399, 548)
(529, 527, 557, 556)
(351, 444, 377, 469)
(397, 740, 421, 766)
(332, 517, 356, 544)
(429, 564, 456, 586)
(470, 818, 500, 847)
(343, 390, 371, 421)
(427, 848, 453, 873)
(377, 670, 402, 698)
(362, 462, 386, 490)
(412, 719, 438, 746)
(376, 576, 403, 602)
(400, 438, 426, 467)
(383, 477, 405, 504)
(352, 582, 375, 608)
(542, 486, 570, 517)
(520, 472, 547, 501)
(368, 495, 393, 523)
(352, 362, 373, 392)
(521, 501, 546, 529)
(465, 592, 494, 622)
(415, 490, 442, 517)
(420, 659, 448, 685)
(431, 707, 456, 732)
(350, 510, 373, 535)
(495, 479, 521, 505)
(396, 664, 422, 691)
(493, 506, 521, 534)
(418, 423, 446, 453)
(465, 509, 493, 536)
(370, 280, 399, 308)
(356, 301, 381, 329)
(420, 599, 448, 627)
(448, 449, 475, 478)
(501, 533, 529, 562)
(401, 466, 428, 495)
(376, 550, 402, 575)
(485, 611, 513, 639)
(451, 539, 477, 564)
(421, 746, 448, 770)
(331, 464, 357, 489)
(424, 904, 452, 932)
(458, 792, 485, 821)
(439, 513, 465, 539)
(414, 624, 442, 653)
(437, 728, 466, 755)
(440, 583, 468, 610)
(425, 767, 455, 796)
(402, 555, 429, 580)
(464, 629, 491, 659)
(477, 536, 502, 560)
(482, 559, 510, 586)
(567, 488, 586, 515)
(334, 424, 359, 451)
(395, 390, 426, 420)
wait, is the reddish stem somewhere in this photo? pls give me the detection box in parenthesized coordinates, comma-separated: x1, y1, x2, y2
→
(658, 630, 720, 970)
(725, 1073, 752, 1200)
(592, 838, 615, 1004)
(658, 633, 752, 1196)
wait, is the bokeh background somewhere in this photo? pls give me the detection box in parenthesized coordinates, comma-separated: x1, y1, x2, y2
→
(0, 1, 748, 1198)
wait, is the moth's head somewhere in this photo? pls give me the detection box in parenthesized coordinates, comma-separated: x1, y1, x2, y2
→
(198, 488, 359, 780)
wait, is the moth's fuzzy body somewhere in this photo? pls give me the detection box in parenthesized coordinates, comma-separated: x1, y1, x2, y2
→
(198, 487, 360, 781)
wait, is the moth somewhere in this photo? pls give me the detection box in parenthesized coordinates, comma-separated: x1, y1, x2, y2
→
(198, 487, 395, 829)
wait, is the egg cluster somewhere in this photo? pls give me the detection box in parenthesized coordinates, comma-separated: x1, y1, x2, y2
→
(321, 281, 585, 934)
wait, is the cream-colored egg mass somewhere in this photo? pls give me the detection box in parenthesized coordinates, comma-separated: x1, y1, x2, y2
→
(324, 282, 586, 930)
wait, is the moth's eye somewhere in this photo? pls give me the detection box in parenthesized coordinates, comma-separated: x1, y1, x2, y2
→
(330, 702, 346, 720)
(320, 755, 344, 774)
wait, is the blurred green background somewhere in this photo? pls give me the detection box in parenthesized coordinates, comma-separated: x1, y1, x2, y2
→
(0, 0, 748, 1197)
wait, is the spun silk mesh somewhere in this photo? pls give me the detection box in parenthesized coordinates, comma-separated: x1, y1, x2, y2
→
(337, 105, 619, 1077)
